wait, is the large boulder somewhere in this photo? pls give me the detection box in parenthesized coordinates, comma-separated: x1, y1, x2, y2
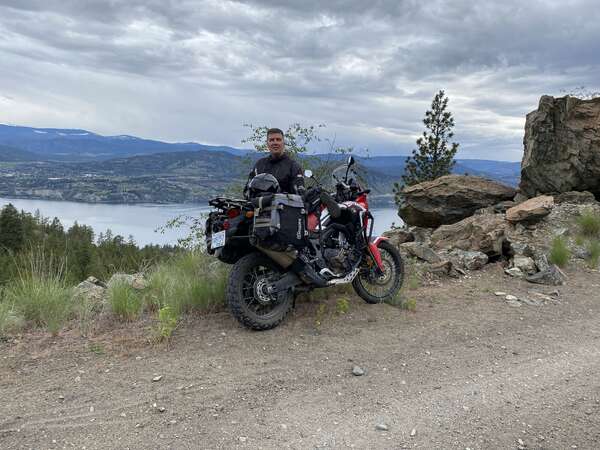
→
(520, 95, 600, 199)
(397, 175, 516, 228)
(430, 213, 508, 256)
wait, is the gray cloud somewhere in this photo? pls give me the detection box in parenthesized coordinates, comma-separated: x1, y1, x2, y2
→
(1, 0, 599, 161)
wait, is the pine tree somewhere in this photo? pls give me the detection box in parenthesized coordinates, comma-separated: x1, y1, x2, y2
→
(398, 90, 459, 188)
(0, 204, 24, 253)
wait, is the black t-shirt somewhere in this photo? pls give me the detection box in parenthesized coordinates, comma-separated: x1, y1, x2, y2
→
(249, 153, 304, 194)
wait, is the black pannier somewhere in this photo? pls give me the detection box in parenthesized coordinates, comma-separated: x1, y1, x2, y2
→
(252, 193, 307, 251)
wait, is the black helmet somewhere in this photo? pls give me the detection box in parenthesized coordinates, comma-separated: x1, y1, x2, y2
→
(246, 173, 280, 198)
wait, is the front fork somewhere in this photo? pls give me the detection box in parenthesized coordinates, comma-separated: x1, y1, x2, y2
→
(367, 236, 387, 274)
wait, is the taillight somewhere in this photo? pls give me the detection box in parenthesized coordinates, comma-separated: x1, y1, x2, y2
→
(222, 220, 230, 230)
(227, 208, 240, 219)
(357, 194, 368, 209)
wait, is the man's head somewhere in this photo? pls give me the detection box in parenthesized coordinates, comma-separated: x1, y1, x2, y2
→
(266, 128, 285, 159)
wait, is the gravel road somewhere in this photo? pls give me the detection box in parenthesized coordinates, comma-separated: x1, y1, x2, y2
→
(1, 262, 599, 449)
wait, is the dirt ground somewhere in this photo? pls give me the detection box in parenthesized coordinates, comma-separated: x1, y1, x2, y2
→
(1, 261, 599, 450)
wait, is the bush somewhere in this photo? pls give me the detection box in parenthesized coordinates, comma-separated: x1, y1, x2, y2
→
(5, 275, 73, 335)
(145, 252, 227, 315)
(548, 236, 570, 268)
(586, 240, 600, 269)
(108, 281, 142, 321)
(154, 305, 179, 341)
(577, 209, 600, 237)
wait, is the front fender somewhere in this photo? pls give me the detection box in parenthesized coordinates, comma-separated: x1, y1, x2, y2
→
(367, 236, 388, 272)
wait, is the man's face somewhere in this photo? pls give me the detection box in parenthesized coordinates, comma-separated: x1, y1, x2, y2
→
(267, 132, 285, 158)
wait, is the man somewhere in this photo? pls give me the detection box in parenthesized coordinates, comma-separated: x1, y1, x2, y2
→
(247, 128, 305, 196)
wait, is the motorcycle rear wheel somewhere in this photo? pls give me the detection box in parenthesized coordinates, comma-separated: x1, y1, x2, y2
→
(352, 240, 404, 304)
(227, 252, 294, 330)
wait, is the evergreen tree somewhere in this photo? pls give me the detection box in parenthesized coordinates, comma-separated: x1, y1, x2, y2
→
(0, 204, 24, 253)
(397, 90, 459, 188)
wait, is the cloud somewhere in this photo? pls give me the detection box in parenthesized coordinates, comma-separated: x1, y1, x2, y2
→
(1, 0, 599, 161)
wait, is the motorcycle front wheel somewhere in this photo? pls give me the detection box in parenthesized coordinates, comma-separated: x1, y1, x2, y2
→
(352, 240, 404, 304)
(227, 252, 294, 330)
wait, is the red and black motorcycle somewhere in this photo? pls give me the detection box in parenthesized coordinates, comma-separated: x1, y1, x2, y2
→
(206, 156, 404, 330)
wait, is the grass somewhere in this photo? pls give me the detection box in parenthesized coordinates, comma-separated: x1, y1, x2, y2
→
(145, 252, 228, 315)
(108, 280, 142, 321)
(576, 209, 600, 237)
(0, 301, 25, 337)
(385, 293, 417, 311)
(548, 236, 570, 268)
(154, 305, 179, 342)
(335, 298, 350, 315)
(586, 240, 600, 269)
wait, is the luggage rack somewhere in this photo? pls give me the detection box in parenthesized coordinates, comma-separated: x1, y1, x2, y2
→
(208, 197, 249, 210)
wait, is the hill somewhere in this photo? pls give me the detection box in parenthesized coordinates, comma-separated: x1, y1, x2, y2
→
(0, 124, 249, 160)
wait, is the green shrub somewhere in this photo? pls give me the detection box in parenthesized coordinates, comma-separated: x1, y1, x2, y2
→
(154, 305, 179, 341)
(548, 236, 570, 268)
(108, 281, 142, 321)
(577, 209, 600, 237)
(145, 252, 227, 315)
(586, 240, 600, 269)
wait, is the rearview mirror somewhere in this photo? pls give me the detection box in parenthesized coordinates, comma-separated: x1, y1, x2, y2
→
(304, 169, 313, 178)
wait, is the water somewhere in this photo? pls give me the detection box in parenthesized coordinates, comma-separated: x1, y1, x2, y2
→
(0, 197, 402, 246)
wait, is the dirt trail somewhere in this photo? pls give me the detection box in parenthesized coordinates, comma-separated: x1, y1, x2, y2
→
(1, 262, 600, 449)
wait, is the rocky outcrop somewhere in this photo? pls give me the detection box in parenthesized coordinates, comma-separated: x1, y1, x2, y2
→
(382, 229, 414, 247)
(430, 213, 507, 256)
(506, 195, 554, 223)
(397, 175, 516, 228)
(520, 95, 600, 199)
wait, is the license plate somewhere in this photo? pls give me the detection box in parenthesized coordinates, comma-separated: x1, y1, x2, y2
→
(211, 230, 226, 249)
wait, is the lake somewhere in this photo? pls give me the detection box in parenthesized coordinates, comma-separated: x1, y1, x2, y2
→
(0, 198, 402, 246)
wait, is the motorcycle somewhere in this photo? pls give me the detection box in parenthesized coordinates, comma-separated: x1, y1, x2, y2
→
(205, 156, 404, 330)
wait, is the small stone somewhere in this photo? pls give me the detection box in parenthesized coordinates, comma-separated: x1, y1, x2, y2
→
(152, 375, 163, 382)
(352, 366, 365, 376)
(375, 423, 389, 431)
(58, 395, 65, 401)
(89, 406, 94, 413)
(505, 267, 524, 278)
(517, 438, 524, 446)
(239, 436, 247, 442)
(505, 295, 518, 301)
(120, 412, 126, 417)
(158, 406, 166, 413)
(410, 428, 417, 437)
(494, 291, 507, 296)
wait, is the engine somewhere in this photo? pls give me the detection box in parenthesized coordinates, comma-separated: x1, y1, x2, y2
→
(322, 230, 360, 275)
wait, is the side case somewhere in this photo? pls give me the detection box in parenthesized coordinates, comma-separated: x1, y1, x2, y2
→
(253, 193, 307, 250)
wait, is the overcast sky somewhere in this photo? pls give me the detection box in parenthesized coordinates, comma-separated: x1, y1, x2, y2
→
(1, 1, 599, 161)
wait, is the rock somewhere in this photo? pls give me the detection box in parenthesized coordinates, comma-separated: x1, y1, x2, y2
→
(397, 175, 516, 228)
(410, 428, 417, 437)
(506, 299, 522, 307)
(107, 273, 147, 290)
(375, 423, 389, 431)
(152, 375, 163, 382)
(427, 260, 458, 277)
(430, 214, 508, 256)
(511, 255, 537, 275)
(408, 226, 434, 244)
(352, 366, 365, 376)
(506, 195, 554, 223)
(400, 242, 442, 263)
(505, 295, 518, 301)
(555, 191, 598, 204)
(445, 249, 489, 271)
(526, 265, 567, 286)
(494, 291, 507, 296)
(382, 229, 414, 247)
(73, 278, 106, 310)
(520, 95, 600, 199)
(505, 267, 525, 278)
